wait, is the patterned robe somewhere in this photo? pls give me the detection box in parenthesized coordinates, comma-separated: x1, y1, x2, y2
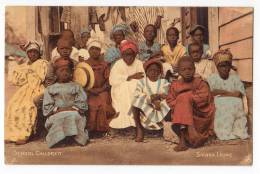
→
(132, 77, 170, 130)
(5, 59, 48, 142)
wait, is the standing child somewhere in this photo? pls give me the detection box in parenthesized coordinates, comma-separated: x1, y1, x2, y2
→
(188, 42, 215, 80)
(207, 49, 249, 140)
(166, 56, 215, 152)
(132, 59, 170, 142)
(43, 57, 89, 148)
(138, 24, 161, 61)
(85, 39, 116, 137)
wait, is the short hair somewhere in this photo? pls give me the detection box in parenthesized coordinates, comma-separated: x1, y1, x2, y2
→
(188, 42, 203, 54)
(60, 29, 75, 39)
(177, 56, 195, 68)
(166, 27, 180, 36)
(144, 24, 157, 37)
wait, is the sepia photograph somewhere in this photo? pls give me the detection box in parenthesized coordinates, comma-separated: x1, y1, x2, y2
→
(4, 4, 253, 166)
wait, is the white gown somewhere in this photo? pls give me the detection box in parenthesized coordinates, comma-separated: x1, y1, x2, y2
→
(109, 58, 144, 128)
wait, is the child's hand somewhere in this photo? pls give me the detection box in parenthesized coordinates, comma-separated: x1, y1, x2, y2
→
(127, 72, 144, 81)
(150, 94, 160, 102)
(130, 21, 139, 32)
(153, 100, 161, 111)
(159, 93, 167, 100)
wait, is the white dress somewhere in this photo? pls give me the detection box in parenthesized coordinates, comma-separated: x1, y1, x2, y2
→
(109, 58, 144, 128)
(194, 59, 216, 80)
(51, 46, 79, 62)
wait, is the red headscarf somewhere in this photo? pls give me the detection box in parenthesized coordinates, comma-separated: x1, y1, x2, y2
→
(143, 58, 163, 73)
(119, 40, 138, 54)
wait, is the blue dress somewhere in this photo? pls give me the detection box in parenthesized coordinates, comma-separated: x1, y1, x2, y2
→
(207, 73, 249, 140)
(138, 41, 161, 61)
(43, 82, 89, 148)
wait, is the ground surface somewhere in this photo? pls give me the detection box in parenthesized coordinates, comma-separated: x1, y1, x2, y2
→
(4, 73, 253, 165)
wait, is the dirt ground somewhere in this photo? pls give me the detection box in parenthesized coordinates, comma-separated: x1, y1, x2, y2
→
(4, 72, 253, 165)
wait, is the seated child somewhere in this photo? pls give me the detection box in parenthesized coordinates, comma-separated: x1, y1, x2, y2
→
(207, 49, 249, 140)
(166, 56, 215, 152)
(131, 59, 170, 142)
(188, 42, 215, 80)
(5, 41, 48, 145)
(43, 57, 89, 148)
(85, 39, 116, 137)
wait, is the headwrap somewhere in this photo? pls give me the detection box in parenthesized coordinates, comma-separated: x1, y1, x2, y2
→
(119, 40, 138, 54)
(213, 48, 233, 66)
(24, 41, 41, 54)
(143, 58, 163, 73)
(110, 23, 130, 39)
(189, 25, 206, 35)
(86, 38, 105, 53)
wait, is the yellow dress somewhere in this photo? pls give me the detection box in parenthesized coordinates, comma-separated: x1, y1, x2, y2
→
(161, 44, 186, 66)
(5, 59, 48, 142)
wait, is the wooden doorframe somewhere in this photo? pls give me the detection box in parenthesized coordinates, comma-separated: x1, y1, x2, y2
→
(208, 7, 219, 54)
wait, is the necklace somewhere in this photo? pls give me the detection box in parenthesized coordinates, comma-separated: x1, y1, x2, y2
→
(146, 77, 161, 95)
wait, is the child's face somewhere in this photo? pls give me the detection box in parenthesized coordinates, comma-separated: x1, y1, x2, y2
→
(178, 61, 195, 82)
(81, 32, 91, 44)
(55, 66, 72, 83)
(122, 48, 136, 66)
(167, 29, 178, 46)
(27, 49, 40, 63)
(113, 30, 125, 45)
(146, 64, 161, 82)
(88, 46, 101, 60)
(57, 41, 73, 58)
(189, 45, 203, 62)
(217, 61, 232, 80)
(192, 29, 204, 44)
(144, 25, 156, 41)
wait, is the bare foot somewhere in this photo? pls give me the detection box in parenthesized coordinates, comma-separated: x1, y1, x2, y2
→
(135, 128, 144, 142)
(4, 140, 13, 144)
(174, 143, 189, 152)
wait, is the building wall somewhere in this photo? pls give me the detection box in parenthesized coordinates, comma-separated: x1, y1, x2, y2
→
(218, 7, 253, 82)
(5, 6, 37, 44)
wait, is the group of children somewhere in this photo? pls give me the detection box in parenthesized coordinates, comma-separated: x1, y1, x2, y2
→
(5, 23, 249, 151)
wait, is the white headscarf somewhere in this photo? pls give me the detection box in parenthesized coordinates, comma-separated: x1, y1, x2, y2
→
(86, 38, 105, 53)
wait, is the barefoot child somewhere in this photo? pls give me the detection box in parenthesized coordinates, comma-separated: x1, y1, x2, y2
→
(85, 39, 116, 137)
(188, 42, 215, 80)
(43, 57, 89, 148)
(207, 49, 249, 140)
(131, 59, 170, 142)
(166, 56, 215, 151)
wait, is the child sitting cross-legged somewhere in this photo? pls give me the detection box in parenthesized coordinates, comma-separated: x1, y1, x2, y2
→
(131, 59, 170, 142)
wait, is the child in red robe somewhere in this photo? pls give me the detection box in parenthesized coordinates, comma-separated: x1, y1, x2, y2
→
(85, 39, 116, 137)
(166, 56, 215, 152)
